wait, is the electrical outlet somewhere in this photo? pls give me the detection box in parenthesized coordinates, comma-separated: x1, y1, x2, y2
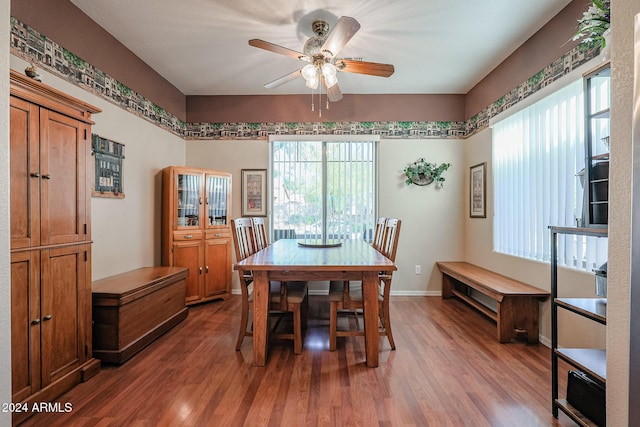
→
(415, 265, 421, 275)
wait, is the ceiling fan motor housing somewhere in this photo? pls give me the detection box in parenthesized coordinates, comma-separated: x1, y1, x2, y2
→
(304, 20, 335, 59)
(312, 20, 329, 36)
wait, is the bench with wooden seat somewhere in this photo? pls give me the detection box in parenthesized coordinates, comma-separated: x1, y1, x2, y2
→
(436, 261, 549, 343)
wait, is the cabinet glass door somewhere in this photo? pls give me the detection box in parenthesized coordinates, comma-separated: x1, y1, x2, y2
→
(206, 174, 229, 226)
(176, 172, 202, 227)
(585, 65, 610, 227)
(588, 68, 610, 159)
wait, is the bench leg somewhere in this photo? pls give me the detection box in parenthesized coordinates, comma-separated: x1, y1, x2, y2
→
(441, 274, 454, 299)
(497, 297, 540, 343)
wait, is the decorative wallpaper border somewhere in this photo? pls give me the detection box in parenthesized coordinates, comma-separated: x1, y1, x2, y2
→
(10, 17, 601, 141)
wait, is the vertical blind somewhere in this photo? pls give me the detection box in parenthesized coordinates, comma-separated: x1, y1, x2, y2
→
(493, 79, 608, 270)
(271, 139, 376, 241)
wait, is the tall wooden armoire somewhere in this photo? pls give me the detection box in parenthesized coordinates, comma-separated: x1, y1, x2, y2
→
(10, 70, 101, 425)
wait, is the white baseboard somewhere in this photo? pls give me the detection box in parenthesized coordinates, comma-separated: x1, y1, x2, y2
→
(389, 290, 441, 297)
(538, 335, 551, 348)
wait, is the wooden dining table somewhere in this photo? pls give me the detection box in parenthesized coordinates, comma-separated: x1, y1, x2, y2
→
(234, 238, 397, 367)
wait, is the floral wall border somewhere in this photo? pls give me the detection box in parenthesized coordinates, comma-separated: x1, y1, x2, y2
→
(10, 17, 601, 141)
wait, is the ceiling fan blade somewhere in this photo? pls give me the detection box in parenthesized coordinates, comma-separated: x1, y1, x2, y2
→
(321, 16, 361, 57)
(249, 39, 309, 61)
(336, 59, 395, 77)
(264, 69, 302, 89)
(325, 81, 343, 102)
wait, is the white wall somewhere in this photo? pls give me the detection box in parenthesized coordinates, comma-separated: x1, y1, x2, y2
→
(90, 104, 185, 279)
(463, 127, 606, 347)
(186, 138, 466, 295)
(10, 56, 187, 281)
(608, 0, 637, 424)
(378, 139, 465, 294)
(1, 1, 12, 425)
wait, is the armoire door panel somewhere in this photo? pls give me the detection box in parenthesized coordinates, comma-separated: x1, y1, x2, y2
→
(10, 251, 41, 402)
(40, 109, 85, 246)
(10, 96, 40, 249)
(172, 241, 203, 303)
(40, 246, 84, 386)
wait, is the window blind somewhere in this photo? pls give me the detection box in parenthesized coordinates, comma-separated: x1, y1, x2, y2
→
(493, 79, 608, 270)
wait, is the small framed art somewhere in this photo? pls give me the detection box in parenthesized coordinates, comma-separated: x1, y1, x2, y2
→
(470, 162, 486, 218)
(92, 134, 125, 198)
(241, 169, 267, 216)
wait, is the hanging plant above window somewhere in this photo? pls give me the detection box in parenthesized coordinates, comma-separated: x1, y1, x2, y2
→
(403, 158, 451, 187)
(572, 0, 610, 49)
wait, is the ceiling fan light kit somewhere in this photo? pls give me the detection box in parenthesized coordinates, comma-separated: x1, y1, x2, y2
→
(248, 16, 395, 117)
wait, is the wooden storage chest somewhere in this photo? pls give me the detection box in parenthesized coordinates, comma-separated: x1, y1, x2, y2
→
(92, 266, 189, 364)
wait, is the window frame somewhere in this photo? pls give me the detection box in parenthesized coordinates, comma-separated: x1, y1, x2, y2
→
(268, 135, 379, 242)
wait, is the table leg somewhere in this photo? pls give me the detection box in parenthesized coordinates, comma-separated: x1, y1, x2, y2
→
(362, 270, 379, 367)
(253, 270, 269, 366)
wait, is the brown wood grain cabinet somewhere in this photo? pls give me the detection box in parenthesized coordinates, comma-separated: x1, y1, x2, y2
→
(162, 166, 232, 304)
(92, 266, 189, 364)
(10, 70, 101, 425)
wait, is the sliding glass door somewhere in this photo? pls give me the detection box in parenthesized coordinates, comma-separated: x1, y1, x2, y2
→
(271, 138, 377, 241)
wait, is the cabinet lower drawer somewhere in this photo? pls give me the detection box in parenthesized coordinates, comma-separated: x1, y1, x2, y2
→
(205, 229, 230, 239)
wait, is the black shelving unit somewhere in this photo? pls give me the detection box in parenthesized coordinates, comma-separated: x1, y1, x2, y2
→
(550, 226, 608, 426)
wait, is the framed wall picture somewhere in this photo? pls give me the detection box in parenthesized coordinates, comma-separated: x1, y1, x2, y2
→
(92, 134, 125, 198)
(470, 162, 487, 218)
(242, 169, 267, 216)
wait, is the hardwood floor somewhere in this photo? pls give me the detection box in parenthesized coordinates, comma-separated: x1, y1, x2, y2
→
(21, 295, 577, 426)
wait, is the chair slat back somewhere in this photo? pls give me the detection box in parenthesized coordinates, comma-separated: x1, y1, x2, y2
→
(231, 218, 258, 262)
(380, 218, 401, 262)
(372, 217, 387, 251)
(252, 217, 269, 251)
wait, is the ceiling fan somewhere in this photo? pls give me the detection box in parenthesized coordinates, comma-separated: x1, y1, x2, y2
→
(248, 16, 395, 103)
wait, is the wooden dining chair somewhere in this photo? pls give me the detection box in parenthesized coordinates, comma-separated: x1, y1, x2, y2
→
(328, 218, 401, 351)
(231, 218, 308, 354)
(231, 218, 258, 351)
(252, 217, 269, 251)
(372, 217, 387, 250)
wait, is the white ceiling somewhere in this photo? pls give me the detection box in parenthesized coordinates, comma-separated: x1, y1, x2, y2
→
(70, 0, 572, 96)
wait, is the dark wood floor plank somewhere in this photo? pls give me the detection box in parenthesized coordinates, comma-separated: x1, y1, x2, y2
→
(19, 295, 576, 426)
